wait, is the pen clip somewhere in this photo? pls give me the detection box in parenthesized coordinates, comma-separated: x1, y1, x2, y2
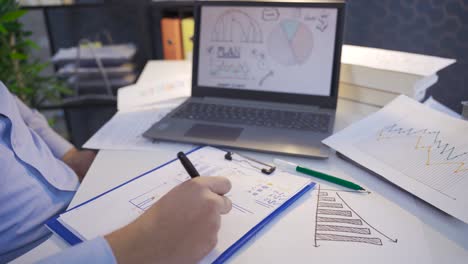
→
(224, 151, 276, 175)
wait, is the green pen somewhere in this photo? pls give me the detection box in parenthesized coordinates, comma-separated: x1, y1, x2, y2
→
(273, 159, 366, 191)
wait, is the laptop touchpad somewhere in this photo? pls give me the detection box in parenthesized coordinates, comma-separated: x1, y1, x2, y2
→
(185, 124, 243, 141)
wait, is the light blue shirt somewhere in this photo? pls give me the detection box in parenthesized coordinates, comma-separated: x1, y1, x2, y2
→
(0, 82, 116, 263)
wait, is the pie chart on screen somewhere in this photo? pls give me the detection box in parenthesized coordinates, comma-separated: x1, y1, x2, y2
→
(268, 19, 314, 66)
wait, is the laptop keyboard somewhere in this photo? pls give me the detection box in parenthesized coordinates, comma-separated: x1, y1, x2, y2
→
(171, 102, 331, 133)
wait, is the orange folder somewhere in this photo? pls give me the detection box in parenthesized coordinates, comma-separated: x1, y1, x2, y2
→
(161, 18, 184, 60)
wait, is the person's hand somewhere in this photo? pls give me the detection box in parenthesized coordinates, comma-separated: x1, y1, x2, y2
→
(105, 176, 232, 264)
(61, 148, 97, 181)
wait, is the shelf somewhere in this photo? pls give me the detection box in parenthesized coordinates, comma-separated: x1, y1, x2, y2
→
(20, 1, 104, 10)
(150, 0, 195, 7)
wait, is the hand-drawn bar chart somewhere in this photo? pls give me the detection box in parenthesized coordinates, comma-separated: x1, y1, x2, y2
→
(129, 184, 165, 211)
(128, 173, 189, 211)
(314, 186, 398, 247)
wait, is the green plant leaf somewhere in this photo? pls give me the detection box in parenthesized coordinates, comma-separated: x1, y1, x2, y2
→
(0, 10, 27, 22)
(24, 40, 40, 49)
(10, 52, 27, 60)
(0, 0, 68, 108)
(0, 24, 6, 34)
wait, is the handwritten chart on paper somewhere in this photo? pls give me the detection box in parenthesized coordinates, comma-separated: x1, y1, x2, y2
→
(228, 173, 432, 264)
(312, 186, 397, 247)
(127, 150, 302, 217)
(304, 182, 432, 263)
(323, 95, 468, 223)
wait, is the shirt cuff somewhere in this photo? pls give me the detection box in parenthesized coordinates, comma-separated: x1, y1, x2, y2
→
(37, 237, 116, 264)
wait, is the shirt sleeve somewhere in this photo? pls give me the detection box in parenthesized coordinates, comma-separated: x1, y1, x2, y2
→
(37, 237, 117, 264)
(14, 96, 74, 158)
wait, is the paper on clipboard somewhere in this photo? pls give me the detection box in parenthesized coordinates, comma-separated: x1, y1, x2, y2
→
(48, 147, 313, 263)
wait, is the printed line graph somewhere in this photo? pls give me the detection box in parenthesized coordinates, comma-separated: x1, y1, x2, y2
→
(357, 123, 468, 199)
(377, 124, 468, 166)
(413, 133, 467, 174)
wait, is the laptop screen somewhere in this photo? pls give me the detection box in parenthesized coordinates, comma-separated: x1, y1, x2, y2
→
(196, 5, 338, 97)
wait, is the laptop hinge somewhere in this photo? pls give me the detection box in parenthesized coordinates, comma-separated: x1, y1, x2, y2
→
(200, 96, 322, 111)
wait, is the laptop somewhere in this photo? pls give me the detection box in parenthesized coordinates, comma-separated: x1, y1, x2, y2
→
(144, 0, 345, 158)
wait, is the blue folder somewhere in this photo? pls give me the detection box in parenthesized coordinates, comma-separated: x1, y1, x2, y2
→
(47, 146, 315, 263)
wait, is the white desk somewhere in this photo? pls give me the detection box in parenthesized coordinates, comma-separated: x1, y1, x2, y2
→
(14, 61, 468, 264)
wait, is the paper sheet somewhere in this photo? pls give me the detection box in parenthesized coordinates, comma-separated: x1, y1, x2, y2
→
(341, 45, 456, 76)
(117, 77, 191, 111)
(82, 104, 193, 152)
(323, 95, 468, 223)
(137, 61, 192, 85)
(424, 96, 461, 119)
(229, 163, 432, 263)
(57, 147, 312, 263)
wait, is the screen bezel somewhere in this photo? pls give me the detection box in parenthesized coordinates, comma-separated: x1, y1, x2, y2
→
(192, 0, 346, 109)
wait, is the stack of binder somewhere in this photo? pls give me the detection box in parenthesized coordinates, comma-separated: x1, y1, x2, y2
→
(338, 45, 456, 107)
(161, 17, 194, 60)
(52, 43, 137, 94)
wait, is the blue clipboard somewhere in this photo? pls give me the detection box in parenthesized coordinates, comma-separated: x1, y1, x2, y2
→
(46, 146, 315, 263)
(213, 182, 313, 263)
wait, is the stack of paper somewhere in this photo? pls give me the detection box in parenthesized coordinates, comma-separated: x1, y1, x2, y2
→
(338, 45, 456, 107)
(53, 44, 137, 94)
(57, 63, 134, 79)
(52, 44, 136, 67)
(18, 0, 74, 6)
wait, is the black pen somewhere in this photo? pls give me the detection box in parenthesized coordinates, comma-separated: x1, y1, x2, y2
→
(177, 152, 200, 178)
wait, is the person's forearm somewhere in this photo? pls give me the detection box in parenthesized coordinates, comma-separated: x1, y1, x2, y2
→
(62, 148, 97, 181)
(105, 224, 152, 264)
(105, 177, 232, 264)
